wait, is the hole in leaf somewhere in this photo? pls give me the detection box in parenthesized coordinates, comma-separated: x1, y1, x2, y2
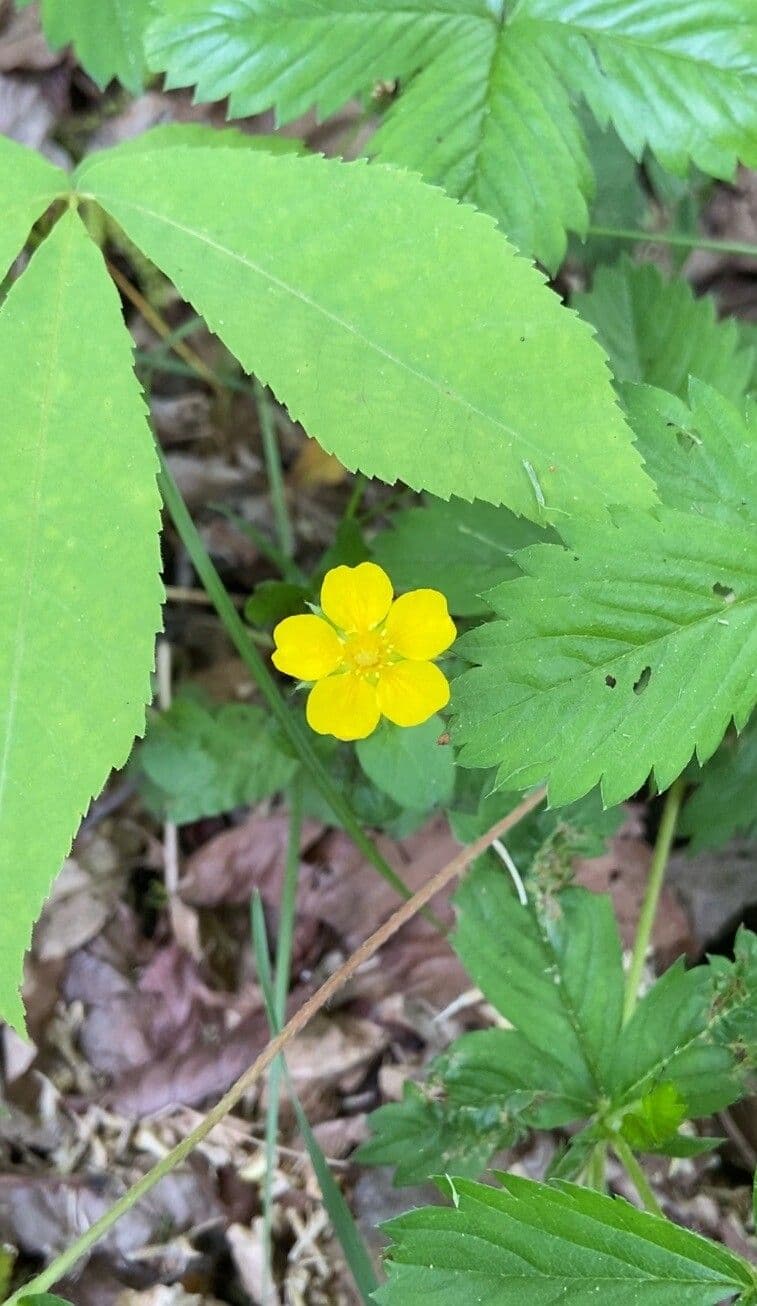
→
(674, 426, 701, 451)
(605, 674, 617, 688)
(633, 666, 652, 696)
(712, 582, 735, 603)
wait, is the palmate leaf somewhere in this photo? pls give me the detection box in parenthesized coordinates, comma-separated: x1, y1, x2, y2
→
(453, 384, 757, 805)
(0, 135, 67, 283)
(377, 1175, 756, 1304)
(575, 258, 756, 402)
(16, 0, 153, 93)
(147, 0, 757, 269)
(75, 144, 651, 522)
(0, 211, 162, 1032)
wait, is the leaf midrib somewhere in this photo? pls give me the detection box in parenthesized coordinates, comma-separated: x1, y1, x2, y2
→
(77, 182, 583, 480)
(513, 9, 755, 80)
(0, 215, 73, 819)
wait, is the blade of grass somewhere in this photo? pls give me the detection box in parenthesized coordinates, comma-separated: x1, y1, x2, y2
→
(258, 779, 302, 1302)
(251, 885, 379, 1302)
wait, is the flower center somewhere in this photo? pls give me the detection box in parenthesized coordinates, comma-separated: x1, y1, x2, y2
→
(342, 630, 392, 676)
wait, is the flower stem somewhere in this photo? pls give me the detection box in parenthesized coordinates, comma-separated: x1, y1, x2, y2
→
(585, 226, 757, 258)
(612, 1136, 664, 1218)
(156, 444, 427, 917)
(622, 778, 685, 1025)
(3, 787, 545, 1304)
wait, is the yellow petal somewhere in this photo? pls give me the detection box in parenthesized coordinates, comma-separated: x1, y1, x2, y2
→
(377, 660, 450, 727)
(306, 673, 381, 741)
(384, 589, 457, 660)
(320, 562, 393, 633)
(272, 614, 343, 681)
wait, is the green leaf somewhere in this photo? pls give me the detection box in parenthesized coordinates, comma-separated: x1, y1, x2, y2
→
(244, 580, 310, 627)
(0, 135, 67, 282)
(90, 122, 303, 161)
(355, 716, 455, 812)
(575, 259, 755, 401)
(372, 497, 550, 617)
(453, 859, 624, 1096)
(448, 782, 624, 863)
(136, 697, 297, 823)
(19, 1297, 73, 1306)
(573, 110, 648, 263)
(357, 1078, 516, 1186)
(147, 1, 757, 269)
(618, 1082, 688, 1150)
(378, 1174, 755, 1304)
(75, 144, 652, 523)
(681, 719, 757, 851)
(624, 381, 757, 527)
(20, 0, 153, 93)
(0, 210, 162, 1032)
(453, 386, 757, 804)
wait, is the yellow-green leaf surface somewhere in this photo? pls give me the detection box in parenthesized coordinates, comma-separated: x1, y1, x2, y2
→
(0, 210, 163, 1031)
(0, 134, 67, 281)
(76, 146, 653, 523)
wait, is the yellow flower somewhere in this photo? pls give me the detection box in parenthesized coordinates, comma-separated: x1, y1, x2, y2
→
(272, 562, 456, 741)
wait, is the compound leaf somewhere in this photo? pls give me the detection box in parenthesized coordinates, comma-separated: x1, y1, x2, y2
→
(0, 210, 162, 1032)
(454, 386, 757, 805)
(378, 1174, 755, 1304)
(18, 0, 153, 92)
(575, 258, 755, 401)
(0, 134, 67, 282)
(148, 0, 757, 268)
(76, 144, 651, 522)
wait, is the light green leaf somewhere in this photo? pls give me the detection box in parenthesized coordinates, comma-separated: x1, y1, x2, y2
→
(454, 859, 624, 1094)
(681, 719, 757, 851)
(624, 381, 757, 527)
(136, 697, 298, 823)
(147, 0, 757, 268)
(355, 716, 455, 812)
(372, 497, 550, 617)
(0, 134, 67, 282)
(75, 144, 650, 522)
(455, 508, 757, 805)
(378, 1174, 755, 1304)
(0, 210, 162, 1032)
(18, 0, 152, 93)
(575, 258, 755, 401)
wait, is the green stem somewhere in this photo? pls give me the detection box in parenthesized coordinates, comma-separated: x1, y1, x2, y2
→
(586, 1141, 607, 1193)
(156, 445, 425, 917)
(261, 778, 303, 1297)
(623, 778, 685, 1025)
(585, 225, 757, 258)
(612, 1136, 664, 1219)
(255, 379, 296, 564)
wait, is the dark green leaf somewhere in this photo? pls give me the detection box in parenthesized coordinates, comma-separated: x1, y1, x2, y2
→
(372, 497, 549, 617)
(377, 1174, 755, 1303)
(453, 861, 624, 1095)
(244, 580, 310, 627)
(681, 719, 757, 851)
(356, 717, 455, 812)
(576, 259, 754, 401)
(136, 698, 297, 823)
